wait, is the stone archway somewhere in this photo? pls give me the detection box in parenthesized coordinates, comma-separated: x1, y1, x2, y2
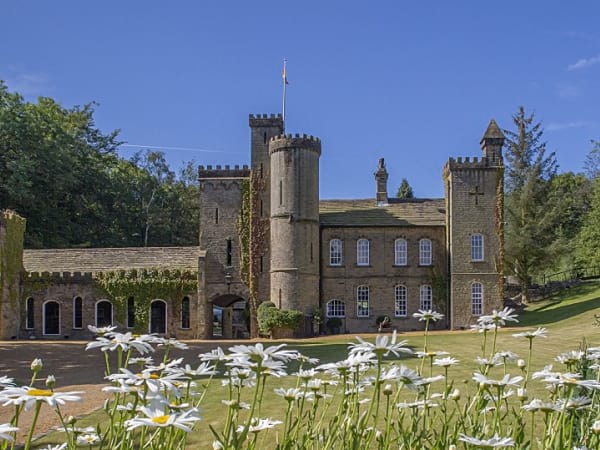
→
(150, 300, 167, 334)
(211, 294, 247, 339)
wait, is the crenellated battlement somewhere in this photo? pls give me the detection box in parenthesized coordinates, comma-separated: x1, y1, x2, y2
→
(25, 271, 94, 283)
(198, 164, 251, 179)
(249, 113, 284, 127)
(269, 133, 322, 155)
(444, 155, 503, 171)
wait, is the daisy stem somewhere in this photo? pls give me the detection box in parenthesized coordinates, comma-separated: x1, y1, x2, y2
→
(23, 401, 42, 450)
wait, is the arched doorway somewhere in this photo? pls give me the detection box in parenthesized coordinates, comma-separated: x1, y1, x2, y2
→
(96, 300, 113, 328)
(211, 294, 247, 339)
(150, 300, 167, 334)
(43, 301, 60, 335)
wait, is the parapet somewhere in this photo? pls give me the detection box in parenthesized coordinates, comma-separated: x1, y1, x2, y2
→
(269, 133, 322, 155)
(444, 155, 503, 172)
(249, 113, 284, 128)
(198, 164, 251, 179)
(25, 271, 94, 283)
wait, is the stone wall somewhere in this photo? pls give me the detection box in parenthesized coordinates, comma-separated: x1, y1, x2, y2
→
(320, 225, 447, 333)
(0, 210, 25, 340)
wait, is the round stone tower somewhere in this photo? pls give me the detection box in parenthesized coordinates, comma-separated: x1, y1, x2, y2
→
(269, 134, 321, 316)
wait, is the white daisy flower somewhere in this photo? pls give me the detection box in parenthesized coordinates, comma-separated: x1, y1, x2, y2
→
(274, 387, 304, 401)
(198, 347, 230, 362)
(458, 433, 515, 447)
(183, 362, 217, 377)
(470, 323, 497, 333)
(76, 433, 101, 445)
(157, 337, 189, 350)
(521, 398, 559, 412)
(472, 372, 523, 388)
(397, 399, 438, 409)
(415, 350, 449, 359)
(412, 310, 444, 322)
(478, 307, 519, 327)
(433, 356, 460, 367)
(0, 376, 14, 388)
(555, 350, 585, 366)
(0, 423, 18, 442)
(512, 327, 548, 339)
(228, 343, 299, 362)
(349, 330, 412, 358)
(542, 372, 600, 390)
(37, 444, 67, 450)
(87, 324, 117, 335)
(125, 406, 200, 432)
(236, 418, 282, 433)
(0, 386, 82, 411)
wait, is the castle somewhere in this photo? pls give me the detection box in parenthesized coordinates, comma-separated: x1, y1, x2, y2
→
(0, 113, 505, 340)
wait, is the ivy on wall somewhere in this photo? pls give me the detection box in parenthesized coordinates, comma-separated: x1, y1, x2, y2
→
(94, 269, 197, 332)
(0, 210, 26, 310)
(495, 167, 505, 300)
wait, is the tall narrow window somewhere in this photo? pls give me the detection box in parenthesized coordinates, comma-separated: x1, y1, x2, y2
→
(278, 289, 282, 308)
(127, 297, 135, 328)
(357, 285, 370, 317)
(260, 199, 263, 217)
(471, 283, 483, 315)
(327, 300, 345, 317)
(260, 256, 264, 273)
(395, 285, 407, 317)
(215, 208, 219, 225)
(279, 180, 283, 205)
(226, 239, 233, 266)
(357, 239, 370, 266)
(73, 296, 83, 329)
(329, 239, 343, 266)
(419, 239, 432, 266)
(471, 234, 484, 261)
(260, 162, 264, 178)
(25, 297, 34, 329)
(181, 296, 190, 329)
(96, 300, 113, 328)
(310, 242, 313, 263)
(394, 239, 408, 266)
(419, 285, 432, 311)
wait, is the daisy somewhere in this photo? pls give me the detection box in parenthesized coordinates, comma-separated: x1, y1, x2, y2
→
(555, 350, 585, 365)
(0, 376, 14, 388)
(0, 386, 82, 410)
(412, 310, 444, 322)
(478, 307, 519, 327)
(512, 327, 548, 339)
(125, 406, 200, 432)
(415, 350, 450, 359)
(397, 399, 438, 409)
(87, 324, 117, 335)
(182, 362, 217, 377)
(236, 418, 282, 433)
(521, 399, 559, 413)
(274, 387, 304, 401)
(228, 343, 299, 362)
(472, 372, 523, 388)
(458, 433, 515, 447)
(433, 356, 460, 367)
(349, 330, 412, 357)
(157, 338, 189, 350)
(0, 423, 18, 442)
(198, 347, 230, 362)
(76, 433, 101, 445)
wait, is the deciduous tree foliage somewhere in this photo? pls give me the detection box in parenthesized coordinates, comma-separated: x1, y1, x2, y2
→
(0, 82, 198, 248)
(576, 177, 600, 268)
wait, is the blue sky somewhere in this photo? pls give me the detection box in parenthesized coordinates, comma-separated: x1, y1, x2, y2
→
(2, 1, 599, 198)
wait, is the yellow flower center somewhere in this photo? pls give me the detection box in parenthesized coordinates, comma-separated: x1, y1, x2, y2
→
(151, 415, 170, 425)
(150, 374, 159, 379)
(27, 389, 53, 397)
(563, 377, 578, 384)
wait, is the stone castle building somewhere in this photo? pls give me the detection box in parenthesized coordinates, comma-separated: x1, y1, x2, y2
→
(0, 113, 505, 340)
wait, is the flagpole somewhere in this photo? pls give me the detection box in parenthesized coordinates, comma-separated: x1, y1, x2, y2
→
(282, 58, 287, 130)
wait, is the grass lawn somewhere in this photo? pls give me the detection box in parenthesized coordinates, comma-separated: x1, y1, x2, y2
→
(34, 280, 600, 449)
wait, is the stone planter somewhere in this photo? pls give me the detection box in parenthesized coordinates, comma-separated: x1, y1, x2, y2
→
(271, 326, 294, 339)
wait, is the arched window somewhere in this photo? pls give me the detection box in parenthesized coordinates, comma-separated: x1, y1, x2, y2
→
(181, 297, 191, 329)
(326, 299, 345, 317)
(127, 297, 135, 328)
(395, 285, 407, 317)
(356, 285, 370, 317)
(471, 282, 483, 315)
(43, 301, 60, 335)
(419, 285, 432, 311)
(329, 238, 343, 266)
(73, 296, 83, 329)
(357, 239, 370, 266)
(25, 297, 34, 330)
(96, 300, 113, 328)
(419, 239, 432, 266)
(471, 234, 484, 261)
(394, 239, 408, 266)
(150, 299, 167, 334)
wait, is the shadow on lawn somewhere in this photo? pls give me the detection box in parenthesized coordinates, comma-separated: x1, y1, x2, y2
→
(517, 282, 600, 327)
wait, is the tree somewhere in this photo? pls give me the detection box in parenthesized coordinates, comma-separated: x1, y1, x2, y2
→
(396, 178, 414, 199)
(503, 106, 558, 302)
(584, 140, 600, 180)
(576, 177, 600, 267)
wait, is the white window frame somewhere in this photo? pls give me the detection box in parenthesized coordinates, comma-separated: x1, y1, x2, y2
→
(471, 282, 483, 315)
(149, 299, 168, 334)
(72, 296, 83, 329)
(329, 238, 343, 266)
(419, 239, 432, 266)
(394, 285, 407, 317)
(394, 238, 408, 266)
(357, 239, 370, 266)
(42, 300, 61, 336)
(181, 296, 191, 329)
(419, 285, 432, 311)
(471, 234, 484, 261)
(95, 299, 114, 328)
(326, 299, 346, 318)
(356, 285, 370, 317)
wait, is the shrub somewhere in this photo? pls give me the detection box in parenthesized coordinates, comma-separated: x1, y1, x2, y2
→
(257, 301, 303, 335)
(326, 317, 342, 333)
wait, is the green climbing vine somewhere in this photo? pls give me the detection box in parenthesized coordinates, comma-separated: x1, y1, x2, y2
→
(428, 267, 448, 316)
(495, 166, 505, 301)
(0, 210, 26, 309)
(94, 269, 197, 332)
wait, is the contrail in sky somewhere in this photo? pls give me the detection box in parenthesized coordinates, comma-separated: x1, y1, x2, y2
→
(120, 144, 242, 154)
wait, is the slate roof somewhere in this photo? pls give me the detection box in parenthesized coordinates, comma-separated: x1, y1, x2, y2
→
(319, 198, 446, 227)
(23, 247, 204, 273)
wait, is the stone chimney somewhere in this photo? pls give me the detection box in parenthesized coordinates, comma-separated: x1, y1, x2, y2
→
(374, 158, 389, 206)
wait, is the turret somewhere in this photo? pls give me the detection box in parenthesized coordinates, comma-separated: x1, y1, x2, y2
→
(269, 134, 321, 320)
(480, 119, 505, 162)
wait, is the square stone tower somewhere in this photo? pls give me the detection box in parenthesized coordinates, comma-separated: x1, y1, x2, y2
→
(443, 120, 505, 328)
